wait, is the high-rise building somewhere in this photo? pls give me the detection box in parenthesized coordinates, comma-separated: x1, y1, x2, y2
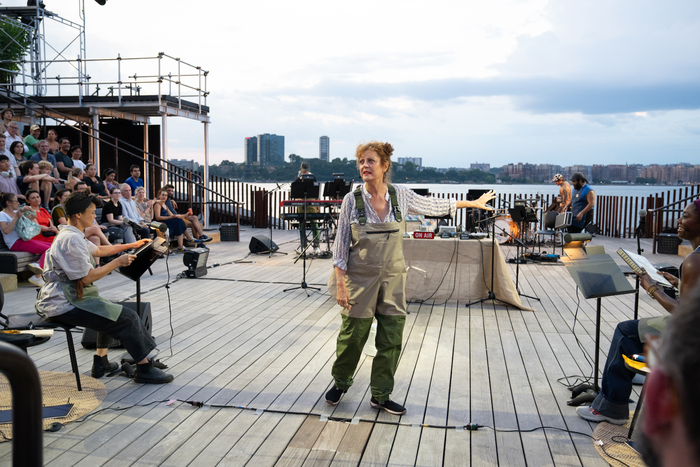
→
(244, 136, 258, 165)
(319, 136, 329, 162)
(397, 157, 422, 167)
(257, 133, 285, 167)
(244, 133, 285, 166)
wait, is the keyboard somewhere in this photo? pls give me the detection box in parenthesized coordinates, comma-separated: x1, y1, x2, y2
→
(279, 199, 342, 207)
(281, 213, 337, 221)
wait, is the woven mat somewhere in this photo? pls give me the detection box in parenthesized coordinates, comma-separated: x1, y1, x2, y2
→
(592, 411, 647, 467)
(0, 371, 107, 441)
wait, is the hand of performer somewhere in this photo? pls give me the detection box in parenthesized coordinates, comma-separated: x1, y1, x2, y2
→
(116, 254, 137, 267)
(131, 238, 151, 249)
(576, 212, 583, 221)
(336, 282, 352, 311)
(474, 190, 496, 211)
(635, 268, 657, 292)
(659, 271, 679, 288)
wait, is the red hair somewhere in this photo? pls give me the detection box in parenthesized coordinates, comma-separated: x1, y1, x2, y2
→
(355, 141, 394, 182)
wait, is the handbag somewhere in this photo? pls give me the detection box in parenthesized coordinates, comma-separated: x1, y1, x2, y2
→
(15, 211, 41, 241)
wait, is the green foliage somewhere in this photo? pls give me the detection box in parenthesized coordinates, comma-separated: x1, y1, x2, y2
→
(635, 177, 658, 184)
(0, 18, 30, 84)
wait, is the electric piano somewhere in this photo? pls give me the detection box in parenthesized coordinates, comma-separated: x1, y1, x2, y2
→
(279, 199, 343, 208)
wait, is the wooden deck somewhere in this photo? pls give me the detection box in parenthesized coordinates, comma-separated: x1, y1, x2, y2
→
(0, 227, 683, 466)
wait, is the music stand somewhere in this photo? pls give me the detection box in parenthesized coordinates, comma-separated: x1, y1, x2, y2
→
(285, 177, 321, 295)
(118, 237, 169, 315)
(323, 175, 351, 200)
(562, 253, 635, 405)
(508, 206, 540, 301)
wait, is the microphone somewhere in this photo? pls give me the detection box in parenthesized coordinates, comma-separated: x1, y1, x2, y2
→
(122, 216, 137, 228)
(149, 221, 167, 233)
(637, 209, 646, 236)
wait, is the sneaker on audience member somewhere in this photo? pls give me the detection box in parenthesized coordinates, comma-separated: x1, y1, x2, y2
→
(576, 405, 627, 425)
(27, 262, 43, 275)
(28, 276, 45, 288)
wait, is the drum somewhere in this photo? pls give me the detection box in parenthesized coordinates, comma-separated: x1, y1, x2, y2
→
(494, 217, 519, 244)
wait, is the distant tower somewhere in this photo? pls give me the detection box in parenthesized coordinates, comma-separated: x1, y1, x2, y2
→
(319, 136, 330, 162)
(255, 133, 285, 167)
(244, 136, 258, 165)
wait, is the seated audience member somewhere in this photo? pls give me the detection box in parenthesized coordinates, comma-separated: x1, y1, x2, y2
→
(37, 160, 58, 202)
(46, 129, 59, 154)
(0, 154, 24, 202)
(134, 186, 153, 223)
(52, 188, 111, 252)
(35, 191, 173, 384)
(18, 160, 55, 209)
(638, 290, 700, 467)
(104, 168, 119, 192)
(0, 108, 13, 134)
(101, 186, 138, 244)
(30, 140, 61, 180)
(70, 145, 86, 170)
(73, 181, 88, 193)
(577, 198, 700, 424)
(119, 183, 150, 239)
(154, 187, 193, 252)
(25, 189, 58, 243)
(9, 141, 26, 169)
(24, 124, 41, 157)
(84, 163, 109, 199)
(0, 135, 16, 176)
(53, 137, 73, 178)
(65, 167, 84, 192)
(0, 192, 49, 287)
(164, 184, 210, 242)
(125, 165, 144, 192)
(4, 121, 27, 154)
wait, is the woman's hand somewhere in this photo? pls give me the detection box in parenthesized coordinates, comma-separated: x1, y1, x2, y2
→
(131, 238, 151, 249)
(115, 254, 137, 267)
(336, 282, 352, 311)
(635, 268, 658, 292)
(473, 190, 496, 211)
(659, 272, 679, 288)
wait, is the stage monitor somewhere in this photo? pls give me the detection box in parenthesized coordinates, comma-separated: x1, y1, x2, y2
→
(183, 247, 209, 278)
(555, 212, 573, 230)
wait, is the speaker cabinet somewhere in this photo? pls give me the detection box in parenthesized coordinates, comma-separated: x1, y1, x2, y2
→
(249, 235, 279, 254)
(81, 301, 152, 349)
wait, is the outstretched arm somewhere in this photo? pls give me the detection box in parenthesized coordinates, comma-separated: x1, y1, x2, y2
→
(456, 190, 496, 211)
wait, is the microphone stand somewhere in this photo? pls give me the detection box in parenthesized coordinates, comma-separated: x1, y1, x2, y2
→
(466, 213, 514, 308)
(632, 216, 645, 320)
(263, 183, 289, 258)
(284, 182, 320, 296)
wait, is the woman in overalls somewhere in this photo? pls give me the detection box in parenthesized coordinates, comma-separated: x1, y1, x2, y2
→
(35, 191, 174, 384)
(327, 141, 495, 415)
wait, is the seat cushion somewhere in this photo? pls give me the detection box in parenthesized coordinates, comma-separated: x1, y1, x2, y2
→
(6, 312, 58, 329)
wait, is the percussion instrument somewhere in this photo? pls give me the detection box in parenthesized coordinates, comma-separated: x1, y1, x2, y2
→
(494, 216, 519, 244)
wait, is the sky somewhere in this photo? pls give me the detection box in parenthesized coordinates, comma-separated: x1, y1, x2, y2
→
(31, 0, 700, 168)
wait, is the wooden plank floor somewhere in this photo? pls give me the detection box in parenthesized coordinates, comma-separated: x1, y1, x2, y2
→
(0, 228, 682, 466)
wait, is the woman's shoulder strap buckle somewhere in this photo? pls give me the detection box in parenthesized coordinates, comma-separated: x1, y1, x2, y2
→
(353, 187, 366, 225)
(387, 185, 402, 222)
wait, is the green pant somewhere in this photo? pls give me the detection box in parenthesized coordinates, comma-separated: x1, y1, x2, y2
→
(331, 313, 406, 401)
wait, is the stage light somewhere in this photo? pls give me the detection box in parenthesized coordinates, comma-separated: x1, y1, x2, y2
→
(183, 248, 209, 278)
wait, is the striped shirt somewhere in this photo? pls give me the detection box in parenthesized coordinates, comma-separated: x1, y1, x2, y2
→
(332, 184, 456, 270)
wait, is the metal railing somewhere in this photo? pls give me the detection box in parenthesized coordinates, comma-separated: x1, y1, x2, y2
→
(648, 189, 700, 254)
(0, 53, 208, 111)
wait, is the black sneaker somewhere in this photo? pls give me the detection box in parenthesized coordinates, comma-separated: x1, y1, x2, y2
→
(370, 397, 406, 415)
(325, 386, 346, 405)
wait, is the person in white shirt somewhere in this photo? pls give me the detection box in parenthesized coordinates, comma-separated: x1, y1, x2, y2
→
(119, 183, 150, 239)
(0, 135, 16, 177)
(4, 121, 28, 154)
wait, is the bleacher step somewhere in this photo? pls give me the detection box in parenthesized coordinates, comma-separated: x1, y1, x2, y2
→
(0, 274, 18, 293)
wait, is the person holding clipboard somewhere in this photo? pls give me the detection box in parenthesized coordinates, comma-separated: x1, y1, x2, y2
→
(577, 198, 700, 424)
(35, 191, 174, 384)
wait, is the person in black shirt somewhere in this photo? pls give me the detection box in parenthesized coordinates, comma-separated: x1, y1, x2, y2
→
(84, 163, 109, 199)
(101, 186, 136, 243)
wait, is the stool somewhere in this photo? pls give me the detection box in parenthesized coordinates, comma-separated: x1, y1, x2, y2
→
(623, 354, 650, 439)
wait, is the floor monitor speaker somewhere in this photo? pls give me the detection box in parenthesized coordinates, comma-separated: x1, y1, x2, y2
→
(249, 235, 279, 254)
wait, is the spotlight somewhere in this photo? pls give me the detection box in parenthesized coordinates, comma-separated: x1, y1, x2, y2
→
(183, 247, 209, 278)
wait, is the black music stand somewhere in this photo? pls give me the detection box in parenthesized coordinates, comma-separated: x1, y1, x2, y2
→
(508, 205, 540, 301)
(285, 177, 321, 296)
(118, 237, 169, 316)
(562, 254, 636, 405)
(323, 175, 351, 200)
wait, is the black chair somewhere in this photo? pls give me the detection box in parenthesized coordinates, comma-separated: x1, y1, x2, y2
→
(0, 284, 83, 391)
(536, 211, 564, 255)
